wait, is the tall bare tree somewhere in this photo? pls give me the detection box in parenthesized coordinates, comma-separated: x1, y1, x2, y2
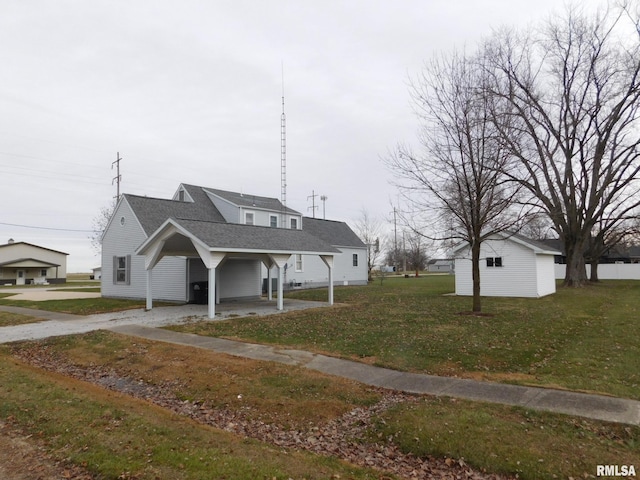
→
(388, 49, 527, 312)
(484, 3, 640, 286)
(352, 209, 383, 281)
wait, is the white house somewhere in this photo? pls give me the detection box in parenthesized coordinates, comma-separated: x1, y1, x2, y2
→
(452, 232, 561, 298)
(0, 240, 68, 285)
(101, 184, 367, 318)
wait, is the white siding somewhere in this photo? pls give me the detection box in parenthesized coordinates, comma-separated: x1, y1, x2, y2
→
(276, 247, 368, 288)
(101, 199, 187, 302)
(536, 255, 557, 296)
(205, 192, 238, 223)
(188, 258, 261, 301)
(454, 235, 555, 298)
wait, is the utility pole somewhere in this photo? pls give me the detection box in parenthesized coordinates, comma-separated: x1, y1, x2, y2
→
(307, 190, 318, 218)
(112, 152, 122, 200)
(320, 195, 328, 219)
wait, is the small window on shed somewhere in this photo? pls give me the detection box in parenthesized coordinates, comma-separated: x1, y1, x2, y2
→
(486, 257, 503, 267)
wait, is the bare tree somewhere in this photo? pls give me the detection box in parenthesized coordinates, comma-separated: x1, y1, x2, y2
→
(405, 231, 430, 275)
(484, 3, 640, 286)
(352, 209, 383, 281)
(89, 199, 117, 256)
(388, 49, 527, 313)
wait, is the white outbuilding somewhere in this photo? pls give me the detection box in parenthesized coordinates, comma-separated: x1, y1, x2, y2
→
(452, 232, 561, 298)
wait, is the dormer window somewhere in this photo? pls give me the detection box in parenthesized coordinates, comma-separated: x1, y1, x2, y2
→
(270, 215, 278, 228)
(245, 212, 254, 225)
(290, 218, 298, 229)
(178, 190, 185, 202)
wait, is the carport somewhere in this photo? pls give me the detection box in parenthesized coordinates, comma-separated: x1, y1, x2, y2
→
(135, 218, 339, 318)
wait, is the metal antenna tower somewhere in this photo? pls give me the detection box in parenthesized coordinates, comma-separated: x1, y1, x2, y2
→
(280, 64, 287, 228)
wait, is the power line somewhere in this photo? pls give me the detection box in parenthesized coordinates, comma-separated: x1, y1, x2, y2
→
(0, 221, 96, 233)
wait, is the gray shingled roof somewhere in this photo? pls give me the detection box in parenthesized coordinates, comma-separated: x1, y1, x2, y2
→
(202, 186, 301, 215)
(125, 192, 225, 236)
(302, 217, 366, 248)
(172, 218, 339, 253)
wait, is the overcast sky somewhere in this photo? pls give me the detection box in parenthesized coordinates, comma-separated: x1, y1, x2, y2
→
(1, 0, 603, 272)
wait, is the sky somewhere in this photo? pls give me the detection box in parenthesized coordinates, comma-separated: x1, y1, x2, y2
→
(0, 0, 603, 272)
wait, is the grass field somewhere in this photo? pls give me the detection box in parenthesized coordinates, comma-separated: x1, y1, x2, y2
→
(172, 276, 640, 400)
(1, 276, 639, 479)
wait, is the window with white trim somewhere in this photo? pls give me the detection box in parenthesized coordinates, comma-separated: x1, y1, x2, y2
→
(353, 254, 358, 267)
(40, 269, 47, 277)
(270, 215, 278, 228)
(113, 255, 131, 285)
(245, 212, 254, 225)
(290, 218, 298, 229)
(295, 254, 303, 272)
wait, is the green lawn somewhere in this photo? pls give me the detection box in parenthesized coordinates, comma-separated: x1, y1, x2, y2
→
(3, 277, 640, 479)
(171, 276, 640, 400)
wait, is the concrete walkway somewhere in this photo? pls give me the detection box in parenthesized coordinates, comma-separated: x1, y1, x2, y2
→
(1, 302, 639, 426)
(109, 324, 640, 426)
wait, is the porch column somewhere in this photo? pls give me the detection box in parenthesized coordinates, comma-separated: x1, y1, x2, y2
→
(268, 254, 291, 311)
(321, 255, 334, 306)
(146, 268, 153, 311)
(267, 266, 273, 301)
(208, 266, 216, 318)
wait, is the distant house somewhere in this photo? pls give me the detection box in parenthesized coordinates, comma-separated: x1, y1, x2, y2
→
(0, 240, 68, 285)
(101, 184, 367, 318)
(452, 232, 560, 298)
(427, 258, 454, 273)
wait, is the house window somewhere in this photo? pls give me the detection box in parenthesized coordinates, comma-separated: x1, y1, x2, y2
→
(295, 254, 303, 272)
(270, 215, 278, 228)
(245, 212, 254, 225)
(40, 269, 47, 277)
(178, 190, 185, 201)
(290, 218, 298, 229)
(486, 257, 503, 267)
(113, 255, 131, 285)
(353, 254, 358, 267)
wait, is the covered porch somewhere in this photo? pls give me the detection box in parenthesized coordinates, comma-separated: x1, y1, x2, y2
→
(135, 218, 339, 319)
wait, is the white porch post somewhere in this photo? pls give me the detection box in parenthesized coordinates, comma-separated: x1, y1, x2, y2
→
(268, 254, 291, 311)
(277, 265, 284, 310)
(321, 255, 334, 306)
(208, 266, 216, 318)
(267, 266, 273, 301)
(145, 268, 153, 311)
(193, 248, 227, 320)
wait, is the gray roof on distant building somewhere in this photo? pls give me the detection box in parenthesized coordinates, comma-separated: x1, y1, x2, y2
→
(302, 217, 366, 248)
(172, 218, 339, 253)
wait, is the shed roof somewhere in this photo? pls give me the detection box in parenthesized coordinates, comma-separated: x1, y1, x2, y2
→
(452, 232, 561, 255)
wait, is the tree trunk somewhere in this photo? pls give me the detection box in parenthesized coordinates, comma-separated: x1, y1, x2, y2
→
(589, 258, 599, 283)
(471, 240, 482, 313)
(563, 239, 588, 287)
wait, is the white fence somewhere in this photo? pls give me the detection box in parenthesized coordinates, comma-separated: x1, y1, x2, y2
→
(554, 263, 640, 280)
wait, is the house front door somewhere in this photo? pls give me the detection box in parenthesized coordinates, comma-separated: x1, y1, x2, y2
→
(16, 270, 25, 285)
